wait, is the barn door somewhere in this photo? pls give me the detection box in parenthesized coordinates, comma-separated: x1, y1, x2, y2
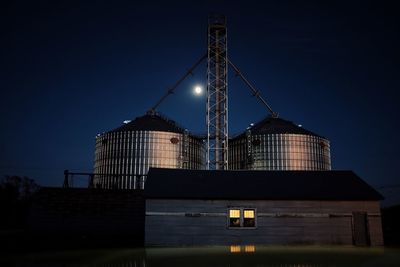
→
(353, 212, 370, 246)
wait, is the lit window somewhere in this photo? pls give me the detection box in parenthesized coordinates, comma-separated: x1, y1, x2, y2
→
(243, 209, 255, 227)
(228, 208, 256, 228)
(229, 209, 241, 227)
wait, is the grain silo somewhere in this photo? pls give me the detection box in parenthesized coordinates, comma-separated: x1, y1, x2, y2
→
(228, 116, 331, 171)
(93, 112, 205, 189)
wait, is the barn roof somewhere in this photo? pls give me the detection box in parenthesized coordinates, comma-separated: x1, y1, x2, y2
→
(145, 168, 383, 201)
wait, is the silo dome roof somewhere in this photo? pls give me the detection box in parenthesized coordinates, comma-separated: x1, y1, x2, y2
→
(111, 113, 185, 133)
(244, 116, 324, 138)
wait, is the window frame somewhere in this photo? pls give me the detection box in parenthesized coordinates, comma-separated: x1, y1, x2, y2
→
(227, 207, 257, 229)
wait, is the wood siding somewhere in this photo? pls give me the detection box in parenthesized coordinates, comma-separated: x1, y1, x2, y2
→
(30, 188, 145, 245)
(145, 199, 383, 246)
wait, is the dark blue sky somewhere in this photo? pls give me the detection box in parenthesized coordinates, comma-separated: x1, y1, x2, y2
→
(2, 1, 399, 204)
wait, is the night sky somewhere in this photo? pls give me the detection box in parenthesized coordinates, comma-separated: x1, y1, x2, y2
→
(2, 1, 399, 205)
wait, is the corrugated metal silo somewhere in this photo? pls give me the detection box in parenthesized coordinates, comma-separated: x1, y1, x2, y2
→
(93, 113, 205, 189)
(229, 116, 331, 171)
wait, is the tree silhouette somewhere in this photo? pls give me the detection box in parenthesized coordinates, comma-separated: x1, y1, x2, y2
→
(0, 176, 39, 229)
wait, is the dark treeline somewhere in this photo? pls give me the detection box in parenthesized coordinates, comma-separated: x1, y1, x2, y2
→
(0, 175, 39, 229)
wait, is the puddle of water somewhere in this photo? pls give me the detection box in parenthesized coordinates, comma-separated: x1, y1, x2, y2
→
(2, 246, 400, 267)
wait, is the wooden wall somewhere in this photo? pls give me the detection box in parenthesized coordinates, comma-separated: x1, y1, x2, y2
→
(145, 199, 383, 246)
(29, 187, 145, 247)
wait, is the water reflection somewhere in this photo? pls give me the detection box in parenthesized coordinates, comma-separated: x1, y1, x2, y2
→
(3, 246, 396, 267)
(230, 245, 241, 253)
(230, 245, 256, 253)
(244, 245, 256, 253)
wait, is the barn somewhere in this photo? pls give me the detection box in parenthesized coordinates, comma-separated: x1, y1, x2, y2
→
(144, 168, 384, 246)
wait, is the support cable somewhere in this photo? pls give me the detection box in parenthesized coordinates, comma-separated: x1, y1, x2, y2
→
(228, 59, 278, 118)
(148, 54, 207, 114)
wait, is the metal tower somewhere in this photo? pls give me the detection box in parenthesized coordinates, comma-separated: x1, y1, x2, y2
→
(207, 15, 228, 170)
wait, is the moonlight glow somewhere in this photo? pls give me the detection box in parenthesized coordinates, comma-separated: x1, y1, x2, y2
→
(194, 85, 202, 95)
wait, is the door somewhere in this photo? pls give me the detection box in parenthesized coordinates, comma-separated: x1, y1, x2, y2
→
(353, 212, 370, 246)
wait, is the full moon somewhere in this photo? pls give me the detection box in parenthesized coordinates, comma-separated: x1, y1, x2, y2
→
(194, 86, 202, 95)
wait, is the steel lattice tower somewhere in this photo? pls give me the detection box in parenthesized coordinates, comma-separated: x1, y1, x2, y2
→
(207, 15, 228, 170)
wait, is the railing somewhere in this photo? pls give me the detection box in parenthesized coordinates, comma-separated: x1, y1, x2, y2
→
(63, 170, 147, 190)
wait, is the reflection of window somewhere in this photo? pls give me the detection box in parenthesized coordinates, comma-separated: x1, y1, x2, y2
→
(230, 245, 241, 253)
(244, 245, 256, 253)
(228, 208, 256, 228)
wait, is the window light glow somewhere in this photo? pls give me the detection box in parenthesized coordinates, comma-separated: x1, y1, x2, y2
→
(244, 210, 255, 218)
(229, 209, 240, 218)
